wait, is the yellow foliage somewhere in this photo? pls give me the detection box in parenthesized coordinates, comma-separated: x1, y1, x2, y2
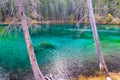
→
(84, 18, 89, 23)
(78, 75, 106, 80)
(108, 14, 113, 19)
(3, 18, 11, 24)
(69, 15, 74, 23)
(78, 73, 120, 80)
(31, 20, 39, 24)
(110, 18, 120, 25)
(99, 18, 106, 24)
(94, 14, 100, 20)
(30, 13, 36, 19)
(3, 22, 10, 24)
(105, 13, 113, 22)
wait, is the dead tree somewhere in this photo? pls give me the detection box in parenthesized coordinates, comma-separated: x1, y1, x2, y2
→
(18, 0, 45, 80)
(87, 0, 109, 75)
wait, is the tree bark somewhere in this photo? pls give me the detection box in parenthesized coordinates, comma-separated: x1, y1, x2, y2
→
(18, 0, 45, 80)
(87, 0, 108, 73)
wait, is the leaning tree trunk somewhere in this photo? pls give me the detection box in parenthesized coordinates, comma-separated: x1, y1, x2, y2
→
(18, 0, 45, 80)
(87, 0, 108, 73)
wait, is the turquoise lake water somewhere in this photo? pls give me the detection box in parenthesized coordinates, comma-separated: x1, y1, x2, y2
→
(0, 24, 120, 76)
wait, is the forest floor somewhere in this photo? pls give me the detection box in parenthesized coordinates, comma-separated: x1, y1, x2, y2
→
(78, 72, 120, 80)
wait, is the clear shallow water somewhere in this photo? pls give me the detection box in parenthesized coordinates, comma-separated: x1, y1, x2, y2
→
(0, 24, 120, 76)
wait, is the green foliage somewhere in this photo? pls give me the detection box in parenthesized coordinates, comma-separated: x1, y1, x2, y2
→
(0, 0, 120, 21)
(0, 27, 3, 33)
(105, 13, 113, 22)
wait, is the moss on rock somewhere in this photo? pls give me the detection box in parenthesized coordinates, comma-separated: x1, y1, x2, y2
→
(39, 41, 57, 49)
(34, 41, 57, 54)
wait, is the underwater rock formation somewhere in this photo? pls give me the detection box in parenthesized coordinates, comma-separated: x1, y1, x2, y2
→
(39, 41, 57, 49)
(34, 41, 57, 54)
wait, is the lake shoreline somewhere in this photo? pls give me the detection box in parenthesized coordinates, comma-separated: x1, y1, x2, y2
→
(0, 20, 120, 25)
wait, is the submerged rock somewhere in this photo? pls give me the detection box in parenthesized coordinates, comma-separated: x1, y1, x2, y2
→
(38, 41, 57, 49)
(34, 46, 43, 54)
(34, 41, 57, 54)
(0, 68, 9, 80)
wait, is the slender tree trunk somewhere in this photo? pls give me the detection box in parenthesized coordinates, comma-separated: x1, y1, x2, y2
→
(87, 0, 108, 73)
(18, 0, 45, 80)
